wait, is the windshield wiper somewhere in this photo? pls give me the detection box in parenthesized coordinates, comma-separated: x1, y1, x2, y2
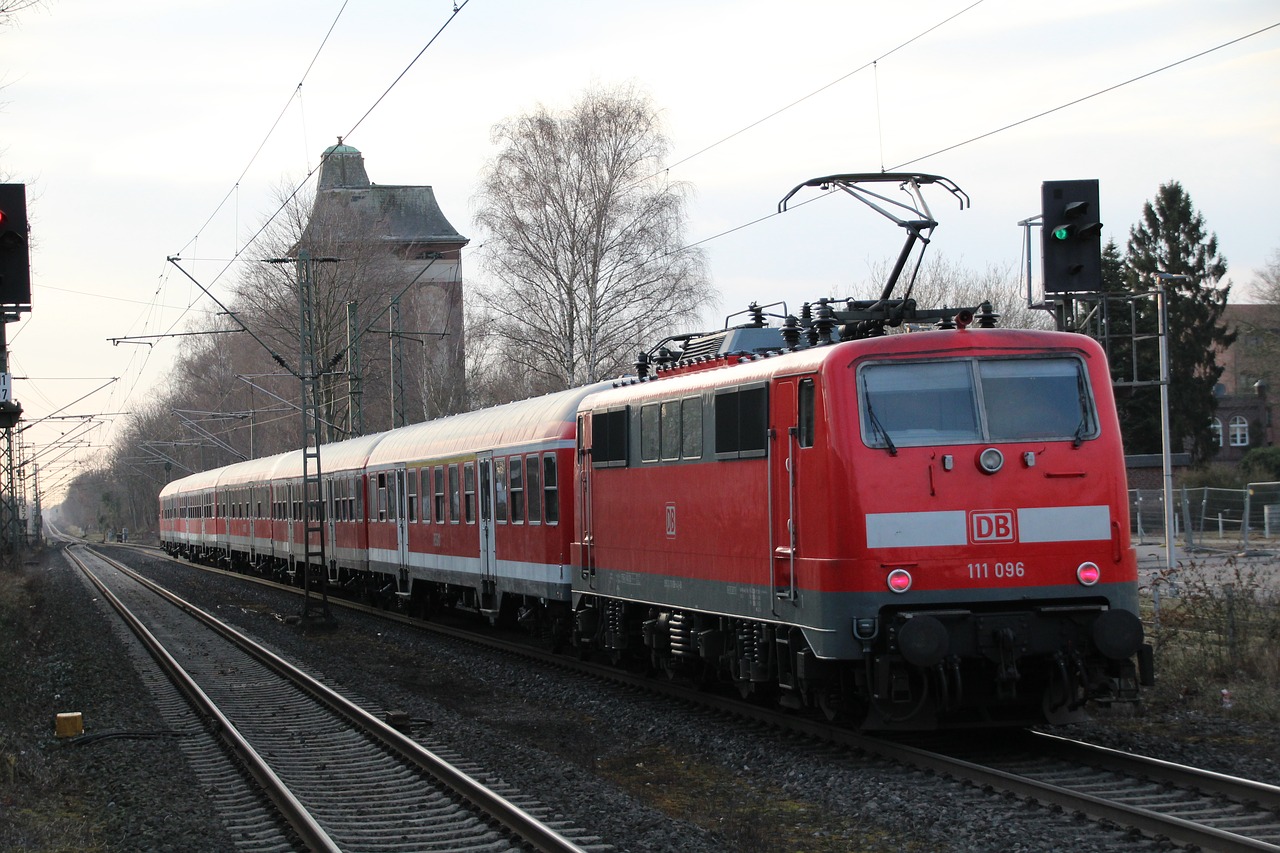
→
(866, 400, 898, 456)
(1072, 369, 1091, 448)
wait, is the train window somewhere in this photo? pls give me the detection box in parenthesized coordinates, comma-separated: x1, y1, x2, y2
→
(798, 379, 816, 448)
(506, 455, 522, 522)
(861, 361, 980, 446)
(592, 408, 629, 468)
(660, 400, 681, 461)
(714, 385, 769, 459)
(543, 455, 559, 524)
(448, 465, 461, 523)
(406, 470, 418, 523)
(434, 467, 445, 524)
(859, 357, 1095, 447)
(980, 358, 1094, 442)
(464, 462, 476, 524)
(682, 397, 702, 459)
(640, 404, 660, 462)
(355, 478, 364, 522)
(494, 456, 509, 523)
(527, 454, 542, 524)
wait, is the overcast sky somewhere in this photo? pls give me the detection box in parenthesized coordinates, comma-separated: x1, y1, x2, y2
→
(3, 0, 1277, 501)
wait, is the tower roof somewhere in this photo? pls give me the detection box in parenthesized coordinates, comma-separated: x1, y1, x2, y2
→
(318, 139, 371, 189)
(300, 142, 467, 249)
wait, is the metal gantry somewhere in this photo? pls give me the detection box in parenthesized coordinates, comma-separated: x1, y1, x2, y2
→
(296, 251, 332, 621)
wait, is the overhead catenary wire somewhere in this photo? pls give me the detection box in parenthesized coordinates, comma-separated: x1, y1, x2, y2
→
(660, 0, 988, 177)
(889, 20, 1280, 170)
(670, 19, 1280, 262)
(175, 0, 353, 260)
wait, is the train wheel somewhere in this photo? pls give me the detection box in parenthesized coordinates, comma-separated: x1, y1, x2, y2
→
(817, 689, 844, 722)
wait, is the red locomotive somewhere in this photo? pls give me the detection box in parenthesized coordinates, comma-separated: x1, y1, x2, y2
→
(160, 174, 1153, 729)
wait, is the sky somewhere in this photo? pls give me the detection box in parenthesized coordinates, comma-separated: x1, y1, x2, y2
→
(2, 0, 1278, 503)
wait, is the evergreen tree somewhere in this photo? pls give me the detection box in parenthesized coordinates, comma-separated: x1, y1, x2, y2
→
(1120, 181, 1234, 462)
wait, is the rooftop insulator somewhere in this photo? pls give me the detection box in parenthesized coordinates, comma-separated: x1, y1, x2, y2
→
(977, 301, 999, 328)
(814, 301, 836, 345)
(635, 350, 651, 379)
(781, 315, 801, 350)
(748, 302, 765, 327)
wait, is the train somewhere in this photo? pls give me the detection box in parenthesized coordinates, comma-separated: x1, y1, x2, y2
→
(159, 173, 1154, 729)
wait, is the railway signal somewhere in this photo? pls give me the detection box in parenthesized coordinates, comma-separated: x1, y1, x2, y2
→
(1041, 179, 1102, 293)
(0, 184, 32, 306)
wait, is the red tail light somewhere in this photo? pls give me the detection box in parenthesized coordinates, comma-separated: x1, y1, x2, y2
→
(887, 568, 913, 593)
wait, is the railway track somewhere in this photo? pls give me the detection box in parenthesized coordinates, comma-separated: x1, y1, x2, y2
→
(119, 543, 1280, 851)
(66, 543, 603, 853)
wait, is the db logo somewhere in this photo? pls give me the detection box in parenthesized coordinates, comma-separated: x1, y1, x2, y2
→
(969, 510, 1016, 543)
(665, 503, 677, 538)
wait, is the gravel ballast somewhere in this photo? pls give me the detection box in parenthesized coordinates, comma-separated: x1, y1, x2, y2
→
(3, 541, 1277, 852)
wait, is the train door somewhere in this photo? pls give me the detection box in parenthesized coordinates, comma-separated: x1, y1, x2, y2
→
(771, 376, 815, 609)
(285, 481, 297, 567)
(771, 381, 797, 603)
(476, 453, 498, 610)
(576, 413, 596, 590)
(393, 466, 409, 575)
(323, 479, 336, 577)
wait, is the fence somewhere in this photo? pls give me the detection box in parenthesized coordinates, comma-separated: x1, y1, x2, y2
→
(1130, 480, 1280, 553)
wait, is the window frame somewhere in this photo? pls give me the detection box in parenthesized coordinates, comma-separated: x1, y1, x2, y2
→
(1229, 415, 1250, 447)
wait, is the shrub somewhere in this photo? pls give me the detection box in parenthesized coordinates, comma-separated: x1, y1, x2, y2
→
(1143, 556, 1280, 720)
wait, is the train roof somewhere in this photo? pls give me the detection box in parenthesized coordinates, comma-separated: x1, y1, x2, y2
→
(266, 431, 394, 481)
(582, 326, 1106, 409)
(366, 381, 613, 467)
(155, 384, 608, 495)
(158, 466, 221, 500)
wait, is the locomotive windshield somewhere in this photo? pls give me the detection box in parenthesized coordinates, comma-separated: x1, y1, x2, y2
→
(859, 356, 1096, 448)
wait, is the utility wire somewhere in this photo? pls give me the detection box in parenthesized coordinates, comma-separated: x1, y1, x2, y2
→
(676, 19, 1279, 259)
(180, 1, 471, 295)
(891, 20, 1280, 170)
(177, 0, 352, 258)
(662, 0, 986, 176)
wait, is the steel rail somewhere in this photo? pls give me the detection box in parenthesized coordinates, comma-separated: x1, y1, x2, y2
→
(132, 543, 1280, 852)
(88, 544, 592, 853)
(67, 545, 341, 853)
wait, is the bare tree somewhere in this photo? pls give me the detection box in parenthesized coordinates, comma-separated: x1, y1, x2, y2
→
(0, 0, 42, 26)
(473, 83, 714, 395)
(229, 176, 461, 439)
(1256, 247, 1280, 307)
(851, 254, 1051, 331)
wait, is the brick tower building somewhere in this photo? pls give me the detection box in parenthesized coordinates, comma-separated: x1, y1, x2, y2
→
(299, 141, 468, 427)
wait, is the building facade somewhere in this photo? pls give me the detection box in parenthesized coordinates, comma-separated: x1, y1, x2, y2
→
(1211, 304, 1277, 463)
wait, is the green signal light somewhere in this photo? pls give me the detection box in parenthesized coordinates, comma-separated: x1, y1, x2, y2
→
(1052, 225, 1071, 240)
